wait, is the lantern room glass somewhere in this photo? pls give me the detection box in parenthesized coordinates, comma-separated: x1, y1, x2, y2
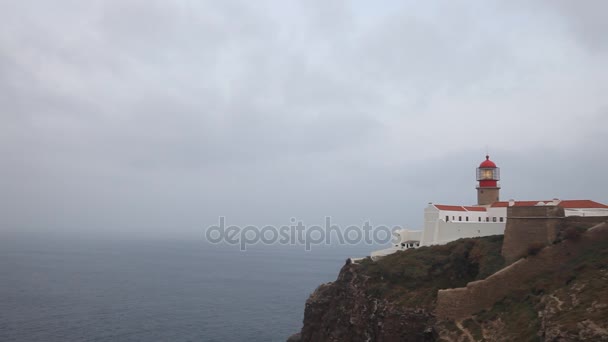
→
(477, 168, 500, 181)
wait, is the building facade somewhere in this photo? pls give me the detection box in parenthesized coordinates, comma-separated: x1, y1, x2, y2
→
(371, 155, 608, 259)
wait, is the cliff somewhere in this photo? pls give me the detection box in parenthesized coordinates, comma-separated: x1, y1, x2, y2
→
(293, 235, 506, 341)
(290, 221, 608, 341)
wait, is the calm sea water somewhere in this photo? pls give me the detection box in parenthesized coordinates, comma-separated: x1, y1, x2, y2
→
(0, 233, 379, 342)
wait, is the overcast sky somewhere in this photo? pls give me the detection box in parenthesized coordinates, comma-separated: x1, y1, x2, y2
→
(1, 1, 607, 239)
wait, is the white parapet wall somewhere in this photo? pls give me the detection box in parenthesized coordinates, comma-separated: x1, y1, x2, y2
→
(370, 200, 607, 259)
(370, 247, 403, 261)
(395, 230, 422, 245)
(564, 208, 608, 217)
(370, 229, 422, 260)
(432, 221, 505, 245)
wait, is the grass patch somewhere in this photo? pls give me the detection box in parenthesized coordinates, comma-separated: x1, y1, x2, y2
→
(358, 235, 505, 308)
(476, 296, 541, 342)
(472, 230, 608, 340)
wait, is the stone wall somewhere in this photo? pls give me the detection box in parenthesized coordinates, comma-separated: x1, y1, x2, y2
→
(501, 206, 608, 263)
(436, 221, 608, 320)
(477, 187, 500, 206)
(501, 206, 564, 263)
(561, 215, 608, 230)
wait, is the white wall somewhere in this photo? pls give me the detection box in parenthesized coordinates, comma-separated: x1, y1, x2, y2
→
(565, 208, 608, 217)
(422, 206, 440, 246)
(376, 203, 605, 259)
(441, 210, 483, 223)
(486, 207, 507, 223)
(434, 221, 505, 245)
(431, 206, 507, 225)
(421, 204, 506, 246)
(396, 230, 422, 242)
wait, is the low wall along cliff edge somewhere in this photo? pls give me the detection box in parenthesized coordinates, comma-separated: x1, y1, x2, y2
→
(436, 221, 608, 320)
(501, 206, 608, 263)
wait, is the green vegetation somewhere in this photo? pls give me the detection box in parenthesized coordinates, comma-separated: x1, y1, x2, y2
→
(467, 231, 608, 341)
(475, 296, 542, 342)
(358, 235, 505, 307)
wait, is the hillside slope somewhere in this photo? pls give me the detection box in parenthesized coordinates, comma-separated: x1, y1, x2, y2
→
(436, 223, 608, 341)
(291, 223, 608, 341)
(297, 236, 506, 341)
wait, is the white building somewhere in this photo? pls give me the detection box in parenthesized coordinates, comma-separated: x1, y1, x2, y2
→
(371, 155, 608, 259)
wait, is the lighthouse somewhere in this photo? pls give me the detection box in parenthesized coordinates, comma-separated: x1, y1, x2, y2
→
(476, 155, 500, 205)
(368, 153, 608, 260)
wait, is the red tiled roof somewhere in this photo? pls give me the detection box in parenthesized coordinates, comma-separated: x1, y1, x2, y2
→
(559, 200, 608, 209)
(463, 206, 487, 212)
(434, 205, 466, 211)
(491, 199, 608, 209)
(434, 204, 487, 212)
(491, 201, 551, 207)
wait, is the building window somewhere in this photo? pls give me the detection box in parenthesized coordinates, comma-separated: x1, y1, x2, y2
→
(478, 217, 481, 222)
(486, 217, 489, 222)
(499, 217, 504, 222)
(466, 216, 469, 221)
(446, 216, 449, 222)
(452, 216, 455, 220)
(492, 217, 497, 222)
(459, 216, 462, 221)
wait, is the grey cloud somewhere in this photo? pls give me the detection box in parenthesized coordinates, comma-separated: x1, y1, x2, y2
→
(1, 1, 607, 237)
(526, 0, 608, 52)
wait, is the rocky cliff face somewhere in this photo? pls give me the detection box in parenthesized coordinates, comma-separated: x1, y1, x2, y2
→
(294, 236, 506, 341)
(291, 224, 608, 342)
(300, 260, 434, 342)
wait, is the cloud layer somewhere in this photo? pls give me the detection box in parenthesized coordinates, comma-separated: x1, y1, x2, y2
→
(1, 1, 607, 237)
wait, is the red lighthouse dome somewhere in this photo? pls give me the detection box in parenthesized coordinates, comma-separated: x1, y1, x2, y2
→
(479, 155, 497, 168)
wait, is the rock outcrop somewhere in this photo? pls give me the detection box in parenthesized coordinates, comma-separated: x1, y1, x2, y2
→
(296, 236, 506, 341)
(290, 221, 608, 341)
(301, 261, 434, 342)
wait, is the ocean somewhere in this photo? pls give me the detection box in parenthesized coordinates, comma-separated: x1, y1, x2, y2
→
(0, 233, 380, 341)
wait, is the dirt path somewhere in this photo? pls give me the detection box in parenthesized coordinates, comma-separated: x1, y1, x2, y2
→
(455, 320, 476, 342)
